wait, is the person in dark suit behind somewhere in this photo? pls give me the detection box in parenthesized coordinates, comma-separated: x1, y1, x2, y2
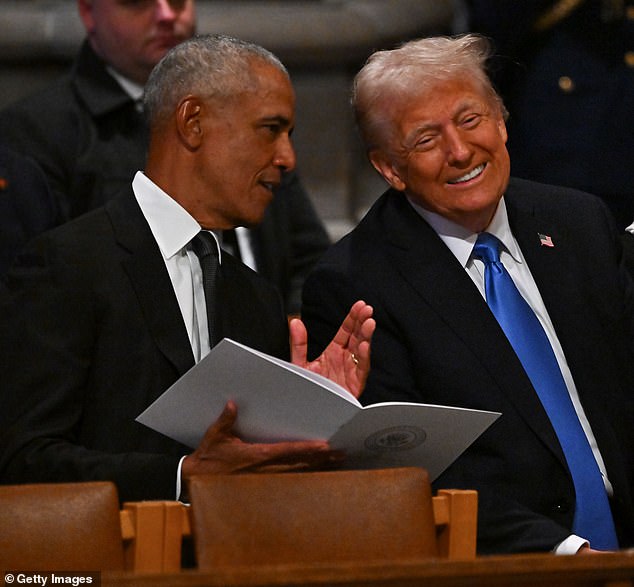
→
(0, 34, 375, 504)
(302, 34, 634, 555)
(460, 0, 634, 230)
(0, 0, 330, 314)
(0, 145, 60, 281)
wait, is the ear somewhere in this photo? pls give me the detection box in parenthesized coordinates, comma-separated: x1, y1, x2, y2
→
(497, 115, 508, 144)
(77, 0, 95, 34)
(369, 150, 407, 192)
(176, 96, 204, 150)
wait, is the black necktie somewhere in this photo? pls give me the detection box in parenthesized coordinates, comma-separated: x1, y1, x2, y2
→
(473, 232, 618, 549)
(191, 231, 220, 347)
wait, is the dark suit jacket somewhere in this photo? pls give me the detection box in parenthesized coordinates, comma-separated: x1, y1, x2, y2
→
(0, 145, 59, 281)
(302, 177, 634, 554)
(0, 41, 330, 314)
(0, 190, 289, 503)
(620, 231, 634, 280)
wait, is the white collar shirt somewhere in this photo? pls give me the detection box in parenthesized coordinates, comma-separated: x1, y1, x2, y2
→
(133, 171, 222, 364)
(408, 195, 610, 553)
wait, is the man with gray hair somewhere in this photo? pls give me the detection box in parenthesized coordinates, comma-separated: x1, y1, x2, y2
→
(303, 34, 634, 554)
(0, 34, 375, 503)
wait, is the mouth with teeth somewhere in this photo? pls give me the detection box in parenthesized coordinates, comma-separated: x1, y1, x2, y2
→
(447, 163, 486, 185)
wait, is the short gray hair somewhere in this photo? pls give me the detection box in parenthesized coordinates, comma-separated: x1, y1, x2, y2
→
(144, 33, 288, 128)
(352, 34, 506, 151)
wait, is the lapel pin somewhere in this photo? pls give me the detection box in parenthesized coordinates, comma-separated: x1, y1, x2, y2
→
(538, 233, 554, 247)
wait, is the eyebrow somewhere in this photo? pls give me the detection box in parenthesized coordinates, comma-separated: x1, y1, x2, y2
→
(260, 115, 294, 130)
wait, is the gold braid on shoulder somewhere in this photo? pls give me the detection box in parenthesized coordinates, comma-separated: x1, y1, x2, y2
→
(534, 0, 585, 31)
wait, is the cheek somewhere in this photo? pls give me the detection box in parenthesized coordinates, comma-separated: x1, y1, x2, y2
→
(176, 13, 196, 34)
(405, 155, 445, 188)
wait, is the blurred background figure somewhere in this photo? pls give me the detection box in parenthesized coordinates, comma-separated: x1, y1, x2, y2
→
(0, 144, 59, 282)
(455, 0, 634, 229)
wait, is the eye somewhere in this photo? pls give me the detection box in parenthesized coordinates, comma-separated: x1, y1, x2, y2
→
(259, 119, 293, 139)
(460, 113, 482, 128)
(411, 133, 438, 152)
(118, 0, 154, 7)
(118, 0, 187, 9)
(259, 124, 282, 140)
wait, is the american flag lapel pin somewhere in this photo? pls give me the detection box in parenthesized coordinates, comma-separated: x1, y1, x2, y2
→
(538, 233, 554, 247)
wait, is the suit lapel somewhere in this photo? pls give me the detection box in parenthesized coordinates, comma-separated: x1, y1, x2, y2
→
(379, 191, 567, 465)
(106, 191, 195, 376)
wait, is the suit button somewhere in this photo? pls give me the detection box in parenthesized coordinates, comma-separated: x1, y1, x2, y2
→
(625, 52, 634, 68)
(558, 76, 575, 92)
(552, 501, 571, 514)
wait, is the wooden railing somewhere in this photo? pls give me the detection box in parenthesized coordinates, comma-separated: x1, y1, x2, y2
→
(103, 551, 634, 587)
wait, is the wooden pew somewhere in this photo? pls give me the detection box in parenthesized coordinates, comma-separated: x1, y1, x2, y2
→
(119, 489, 477, 572)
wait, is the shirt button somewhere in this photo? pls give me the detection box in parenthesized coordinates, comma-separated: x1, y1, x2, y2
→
(558, 76, 575, 92)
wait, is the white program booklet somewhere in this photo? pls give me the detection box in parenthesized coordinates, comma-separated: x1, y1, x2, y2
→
(136, 338, 500, 481)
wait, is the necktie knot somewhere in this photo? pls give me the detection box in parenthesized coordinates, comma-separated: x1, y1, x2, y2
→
(473, 232, 501, 265)
(192, 231, 219, 261)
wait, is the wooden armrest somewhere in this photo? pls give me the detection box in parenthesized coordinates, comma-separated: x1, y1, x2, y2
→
(120, 501, 188, 572)
(433, 489, 478, 559)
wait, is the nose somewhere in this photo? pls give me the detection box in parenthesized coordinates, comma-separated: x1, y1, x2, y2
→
(155, 0, 179, 20)
(274, 135, 296, 172)
(444, 125, 472, 166)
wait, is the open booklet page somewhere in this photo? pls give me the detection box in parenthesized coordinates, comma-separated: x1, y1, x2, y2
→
(137, 338, 500, 481)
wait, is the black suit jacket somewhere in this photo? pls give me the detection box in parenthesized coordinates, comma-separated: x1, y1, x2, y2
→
(302, 177, 634, 554)
(0, 190, 289, 502)
(0, 145, 59, 280)
(0, 41, 330, 313)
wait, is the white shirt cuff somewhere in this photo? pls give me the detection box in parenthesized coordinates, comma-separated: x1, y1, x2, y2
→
(176, 455, 187, 501)
(554, 534, 589, 555)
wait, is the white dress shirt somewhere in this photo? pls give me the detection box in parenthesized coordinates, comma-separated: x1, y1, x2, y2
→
(133, 171, 222, 499)
(408, 195, 611, 554)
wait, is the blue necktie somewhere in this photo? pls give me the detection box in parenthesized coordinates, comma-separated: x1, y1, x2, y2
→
(473, 232, 618, 550)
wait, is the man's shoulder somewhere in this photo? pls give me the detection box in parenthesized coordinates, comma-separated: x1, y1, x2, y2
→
(31, 189, 135, 246)
(505, 176, 618, 244)
(0, 42, 128, 131)
(506, 176, 605, 208)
